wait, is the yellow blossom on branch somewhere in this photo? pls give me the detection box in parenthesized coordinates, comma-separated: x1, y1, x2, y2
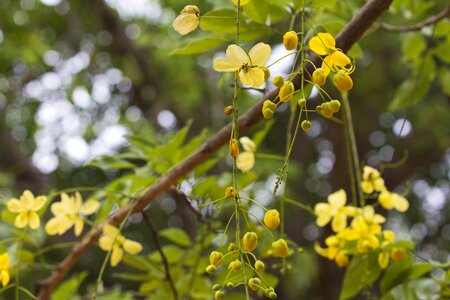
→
(45, 192, 100, 236)
(7, 190, 47, 230)
(344, 219, 381, 253)
(99, 224, 143, 267)
(0, 253, 10, 287)
(214, 43, 271, 88)
(314, 189, 356, 232)
(237, 136, 256, 172)
(314, 235, 349, 268)
(378, 190, 409, 212)
(172, 5, 200, 36)
(361, 166, 385, 194)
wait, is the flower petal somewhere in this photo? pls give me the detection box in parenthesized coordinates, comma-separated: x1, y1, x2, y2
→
(248, 43, 271, 66)
(14, 213, 28, 229)
(236, 152, 255, 172)
(80, 200, 100, 215)
(123, 239, 143, 255)
(393, 193, 409, 212)
(31, 196, 47, 211)
(99, 236, 114, 251)
(1, 270, 9, 287)
(172, 14, 199, 35)
(74, 218, 84, 236)
(226, 44, 249, 67)
(103, 224, 120, 238)
(110, 246, 123, 267)
(21, 190, 35, 210)
(332, 212, 347, 232)
(45, 217, 65, 235)
(328, 189, 346, 208)
(213, 59, 239, 72)
(309, 33, 336, 56)
(6, 199, 25, 213)
(28, 212, 41, 230)
(239, 67, 265, 88)
(330, 51, 351, 67)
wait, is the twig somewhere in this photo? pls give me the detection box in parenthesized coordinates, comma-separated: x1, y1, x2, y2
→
(36, 1, 394, 298)
(377, 5, 450, 32)
(141, 212, 178, 300)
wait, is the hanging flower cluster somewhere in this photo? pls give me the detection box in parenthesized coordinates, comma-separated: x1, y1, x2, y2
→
(314, 166, 410, 269)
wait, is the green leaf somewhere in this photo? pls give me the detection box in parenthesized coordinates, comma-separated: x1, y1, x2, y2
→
(199, 9, 237, 34)
(340, 253, 382, 299)
(170, 37, 228, 55)
(89, 156, 136, 170)
(244, 0, 269, 24)
(380, 256, 413, 295)
(252, 119, 275, 148)
(194, 158, 219, 178)
(406, 263, 433, 281)
(122, 254, 162, 273)
(402, 33, 426, 63)
(148, 245, 185, 264)
(51, 272, 88, 300)
(159, 228, 192, 247)
(438, 67, 450, 96)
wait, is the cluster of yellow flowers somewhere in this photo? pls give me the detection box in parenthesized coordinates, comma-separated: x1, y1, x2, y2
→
(206, 198, 288, 299)
(314, 166, 409, 269)
(4, 190, 142, 271)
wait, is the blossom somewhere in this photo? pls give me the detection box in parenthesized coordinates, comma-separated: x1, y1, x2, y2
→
(209, 251, 223, 266)
(242, 232, 258, 252)
(378, 230, 396, 269)
(352, 205, 386, 226)
(7, 190, 47, 230)
(228, 259, 242, 271)
(378, 190, 409, 212)
(314, 189, 356, 232)
(172, 5, 200, 35)
(264, 209, 280, 230)
(237, 137, 256, 172)
(99, 224, 143, 267)
(45, 192, 100, 236)
(344, 219, 381, 253)
(214, 43, 271, 88)
(314, 235, 349, 268)
(272, 239, 289, 257)
(361, 166, 385, 194)
(278, 81, 295, 102)
(0, 253, 10, 287)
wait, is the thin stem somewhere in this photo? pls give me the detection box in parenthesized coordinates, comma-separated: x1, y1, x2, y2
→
(283, 198, 315, 215)
(141, 212, 178, 300)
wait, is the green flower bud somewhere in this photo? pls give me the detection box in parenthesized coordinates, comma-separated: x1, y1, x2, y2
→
(301, 120, 312, 131)
(226, 281, 235, 289)
(215, 290, 225, 300)
(283, 31, 298, 51)
(312, 68, 327, 86)
(224, 105, 234, 115)
(298, 98, 307, 108)
(206, 264, 216, 274)
(272, 239, 289, 257)
(259, 66, 270, 81)
(209, 251, 223, 266)
(228, 259, 242, 271)
(269, 291, 278, 299)
(329, 100, 341, 113)
(263, 108, 275, 120)
(248, 277, 261, 291)
(279, 81, 294, 103)
(255, 260, 265, 272)
(227, 242, 237, 252)
(212, 284, 221, 291)
(225, 186, 237, 198)
(273, 76, 284, 88)
(320, 103, 333, 118)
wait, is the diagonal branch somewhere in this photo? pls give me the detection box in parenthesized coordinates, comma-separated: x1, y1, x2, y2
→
(36, 0, 393, 298)
(377, 5, 450, 32)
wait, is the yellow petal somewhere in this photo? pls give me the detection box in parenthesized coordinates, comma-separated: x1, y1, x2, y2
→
(314, 243, 329, 258)
(31, 196, 47, 211)
(123, 239, 143, 255)
(0, 253, 9, 269)
(332, 212, 347, 232)
(361, 181, 374, 194)
(74, 192, 83, 211)
(383, 230, 396, 243)
(330, 51, 351, 67)
(328, 189, 346, 208)
(51, 202, 67, 216)
(321, 55, 332, 77)
(239, 67, 265, 88)
(213, 59, 239, 72)
(393, 193, 409, 212)
(239, 137, 256, 152)
(28, 212, 41, 230)
(6, 199, 25, 213)
(21, 190, 35, 210)
(74, 218, 84, 236)
(314, 203, 332, 226)
(80, 200, 100, 215)
(378, 191, 394, 210)
(1, 270, 9, 287)
(231, 0, 250, 6)
(236, 152, 255, 172)
(373, 178, 385, 192)
(248, 43, 271, 66)
(110, 246, 123, 267)
(378, 251, 390, 269)
(14, 212, 28, 229)
(172, 13, 199, 35)
(309, 32, 336, 55)
(45, 218, 63, 235)
(227, 44, 249, 67)
(103, 224, 120, 238)
(99, 236, 114, 251)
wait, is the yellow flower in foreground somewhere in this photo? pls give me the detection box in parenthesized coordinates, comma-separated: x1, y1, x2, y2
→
(214, 43, 271, 88)
(309, 32, 337, 55)
(314, 235, 349, 268)
(0, 253, 10, 287)
(231, 0, 250, 6)
(45, 192, 100, 236)
(7, 190, 47, 230)
(172, 5, 200, 35)
(352, 205, 386, 225)
(344, 219, 381, 253)
(314, 189, 356, 232)
(361, 166, 385, 194)
(99, 224, 143, 267)
(264, 209, 280, 230)
(378, 190, 409, 212)
(237, 137, 256, 172)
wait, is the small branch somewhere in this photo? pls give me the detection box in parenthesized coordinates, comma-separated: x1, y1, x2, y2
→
(141, 212, 179, 300)
(377, 5, 450, 32)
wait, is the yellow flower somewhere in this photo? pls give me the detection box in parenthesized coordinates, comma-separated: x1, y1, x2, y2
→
(278, 81, 294, 102)
(264, 209, 280, 230)
(390, 247, 407, 262)
(214, 43, 271, 88)
(229, 138, 239, 158)
(262, 100, 277, 119)
(312, 68, 327, 86)
(333, 71, 353, 91)
(345, 219, 381, 253)
(237, 137, 256, 172)
(378, 190, 409, 212)
(45, 192, 100, 236)
(272, 239, 289, 257)
(352, 205, 386, 225)
(0, 253, 10, 287)
(314, 189, 356, 232)
(99, 224, 143, 267)
(172, 5, 200, 36)
(283, 31, 298, 51)
(242, 232, 258, 252)
(7, 190, 47, 230)
(231, 0, 250, 6)
(314, 235, 348, 268)
(361, 166, 385, 194)
(378, 230, 396, 269)
(225, 186, 237, 198)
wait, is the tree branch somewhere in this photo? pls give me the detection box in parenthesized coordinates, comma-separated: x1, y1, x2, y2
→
(36, 0, 393, 298)
(141, 212, 178, 300)
(376, 5, 450, 32)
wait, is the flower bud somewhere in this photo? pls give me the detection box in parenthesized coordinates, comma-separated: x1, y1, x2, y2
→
(269, 291, 278, 299)
(390, 247, 407, 262)
(279, 81, 294, 103)
(263, 99, 277, 111)
(335, 252, 349, 268)
(226, 282, 235, 289)
(265, 287, 274, 297)
(225, 186, 237, 198)
(263, 108, 275, 120)
(259, 66, 270, 81)
(206, 264, 216, 274)
(320, 103, 333, 118)
(298, 98, 306, 108)
(228, 259, 242, 271)
(242, 232, 258, 252)
(248, 277, 261, 291)
(329, 100, 341, 113)
(333, 71, 353, 91)
(215, 290, 225, 300)
(264, 209, 280, 230)
(172, 5, 200, 36)
(301, 120, 312, 131)
(273, 76, 284, 88)
(209, 251, 223, 266)
(229, 139, 239, 158)
(212, 284, 221, 291)
(272, 239, 289, 257)
(255, 260, 265, 272)
(312, 68, 327, 86)
(224, 105, 234, 115)
(228, 242, 237, 252)
(283, 31, 298, 51)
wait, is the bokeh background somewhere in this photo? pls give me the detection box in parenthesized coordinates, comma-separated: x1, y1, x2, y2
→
(0, 0, 449, 299)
